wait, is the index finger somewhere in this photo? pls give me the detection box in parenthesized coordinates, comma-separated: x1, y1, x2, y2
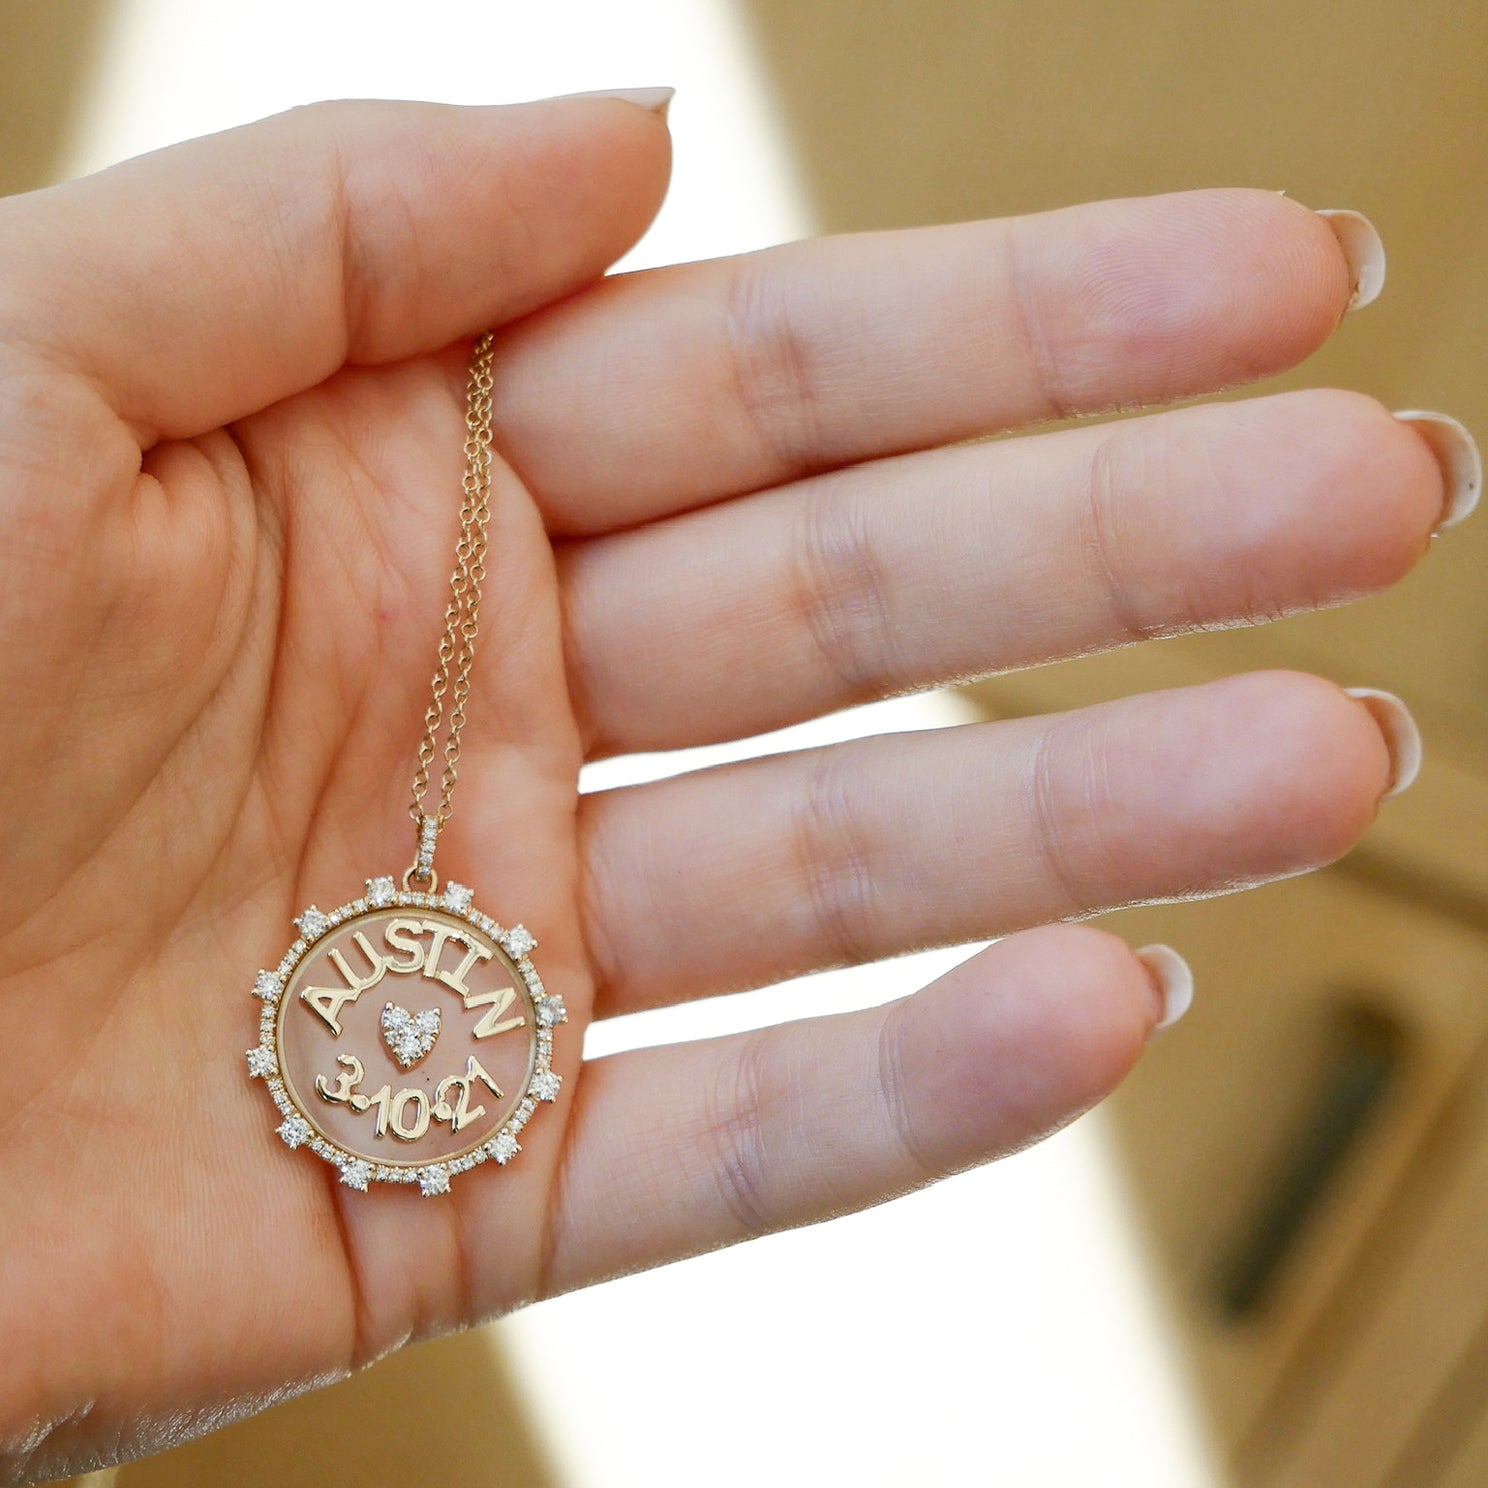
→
(487, 189, 1367, 534)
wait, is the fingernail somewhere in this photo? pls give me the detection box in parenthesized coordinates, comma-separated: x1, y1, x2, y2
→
(1345, 688, 1422, 798)
(564, 86, 675, 117)
(1394, 410, 1482, 532)
(1317, 209, 1386, 311)
(1138, 944, 1193, 1037)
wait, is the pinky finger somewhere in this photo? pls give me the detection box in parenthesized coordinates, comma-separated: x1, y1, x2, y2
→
(539, 925, 1188, 1296)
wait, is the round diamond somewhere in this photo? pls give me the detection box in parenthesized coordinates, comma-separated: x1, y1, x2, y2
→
(503, 925, 536, 958)
(277, 1116, 311, 1149)
(530, 1069, 562, 1103)
(295, 907, 330, 941)
(365, 876, 396, 909)
(418, 1166, 450, 1197)
(246, 1046, 276, 1078)
(253, 970, 282, 1002)
(340, 1160, 373, 1191)
(490, 1131, 520, 1164)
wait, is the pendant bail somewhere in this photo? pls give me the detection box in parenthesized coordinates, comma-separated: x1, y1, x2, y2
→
(405, 813, 439, 892)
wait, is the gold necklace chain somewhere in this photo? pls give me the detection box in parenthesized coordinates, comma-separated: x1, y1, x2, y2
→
(407, 331, 496, 886)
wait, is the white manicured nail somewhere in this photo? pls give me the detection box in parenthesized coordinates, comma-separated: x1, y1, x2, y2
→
(1138, 944, 1193, 1036)
(1345, 688, 1422, 798)
(563, 86, 675, 116)
(1395, 410, 1482, 531)
(1318, 209, 1386, 310)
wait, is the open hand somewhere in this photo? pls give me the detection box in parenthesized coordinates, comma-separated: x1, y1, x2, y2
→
(0, 93, 1458, 1482)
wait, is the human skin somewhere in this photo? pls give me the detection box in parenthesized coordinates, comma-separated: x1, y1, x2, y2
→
(0, 91, 1469, 1482)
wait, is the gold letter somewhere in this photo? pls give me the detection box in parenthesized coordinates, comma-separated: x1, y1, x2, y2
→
(464, 982, 524, 1039)
(302, 931, 391, 1035)
(383, 917, 426, 974)
(419, 919, 464, 984)
(301, 984, 358, 1036)
(434, 941, 493, 999)
(327, 932, 387, 997)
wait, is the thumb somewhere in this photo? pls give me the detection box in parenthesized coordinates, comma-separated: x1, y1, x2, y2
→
(0, 92, 673, 444)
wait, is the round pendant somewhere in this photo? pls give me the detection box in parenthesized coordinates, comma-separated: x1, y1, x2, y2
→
(247, 876, 565, 1196)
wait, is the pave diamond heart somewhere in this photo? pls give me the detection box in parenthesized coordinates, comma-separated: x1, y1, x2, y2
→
(381, 1002, 441, 1069)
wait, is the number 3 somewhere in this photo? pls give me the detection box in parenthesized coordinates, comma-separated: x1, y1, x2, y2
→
(315, 1053, 366, 1105)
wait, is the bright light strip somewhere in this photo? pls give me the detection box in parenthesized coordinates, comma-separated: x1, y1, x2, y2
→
(65, 0, 810, 270)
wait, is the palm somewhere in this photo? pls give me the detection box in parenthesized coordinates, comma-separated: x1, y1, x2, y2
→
(4, 345, 588, 1447)
(0, 96, 1452, 1482)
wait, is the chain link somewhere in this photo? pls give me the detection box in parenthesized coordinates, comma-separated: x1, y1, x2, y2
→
(407, 331, 496, 880)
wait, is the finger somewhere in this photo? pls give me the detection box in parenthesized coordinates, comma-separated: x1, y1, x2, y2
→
(579, 672, 1400, 1018)
(0, 94, 672, 443)
(542, 924, 1167, 1295)
(561, 388, 1446, 756)
(490, 188, 1357, 534)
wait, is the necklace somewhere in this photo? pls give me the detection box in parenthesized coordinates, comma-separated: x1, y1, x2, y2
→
(246, 333, 565, 1198)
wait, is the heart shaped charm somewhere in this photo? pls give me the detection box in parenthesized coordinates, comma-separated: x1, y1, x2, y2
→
(381, 1002, 441, 1070)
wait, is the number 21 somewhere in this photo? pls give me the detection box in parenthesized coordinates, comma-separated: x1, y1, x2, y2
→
(433, 1056, 503, 1134)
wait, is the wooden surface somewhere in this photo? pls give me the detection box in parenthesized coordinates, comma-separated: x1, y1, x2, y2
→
(110, 1329, 557, 1488)
(1258, 1055, 1488, 1487)
(0, 0, 112, 196)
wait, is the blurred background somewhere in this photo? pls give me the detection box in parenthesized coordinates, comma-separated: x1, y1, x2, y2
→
(11, 1, 1488, 1484)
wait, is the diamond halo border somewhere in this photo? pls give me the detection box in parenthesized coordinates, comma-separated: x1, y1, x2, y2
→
(247, 877, 567, 1197)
